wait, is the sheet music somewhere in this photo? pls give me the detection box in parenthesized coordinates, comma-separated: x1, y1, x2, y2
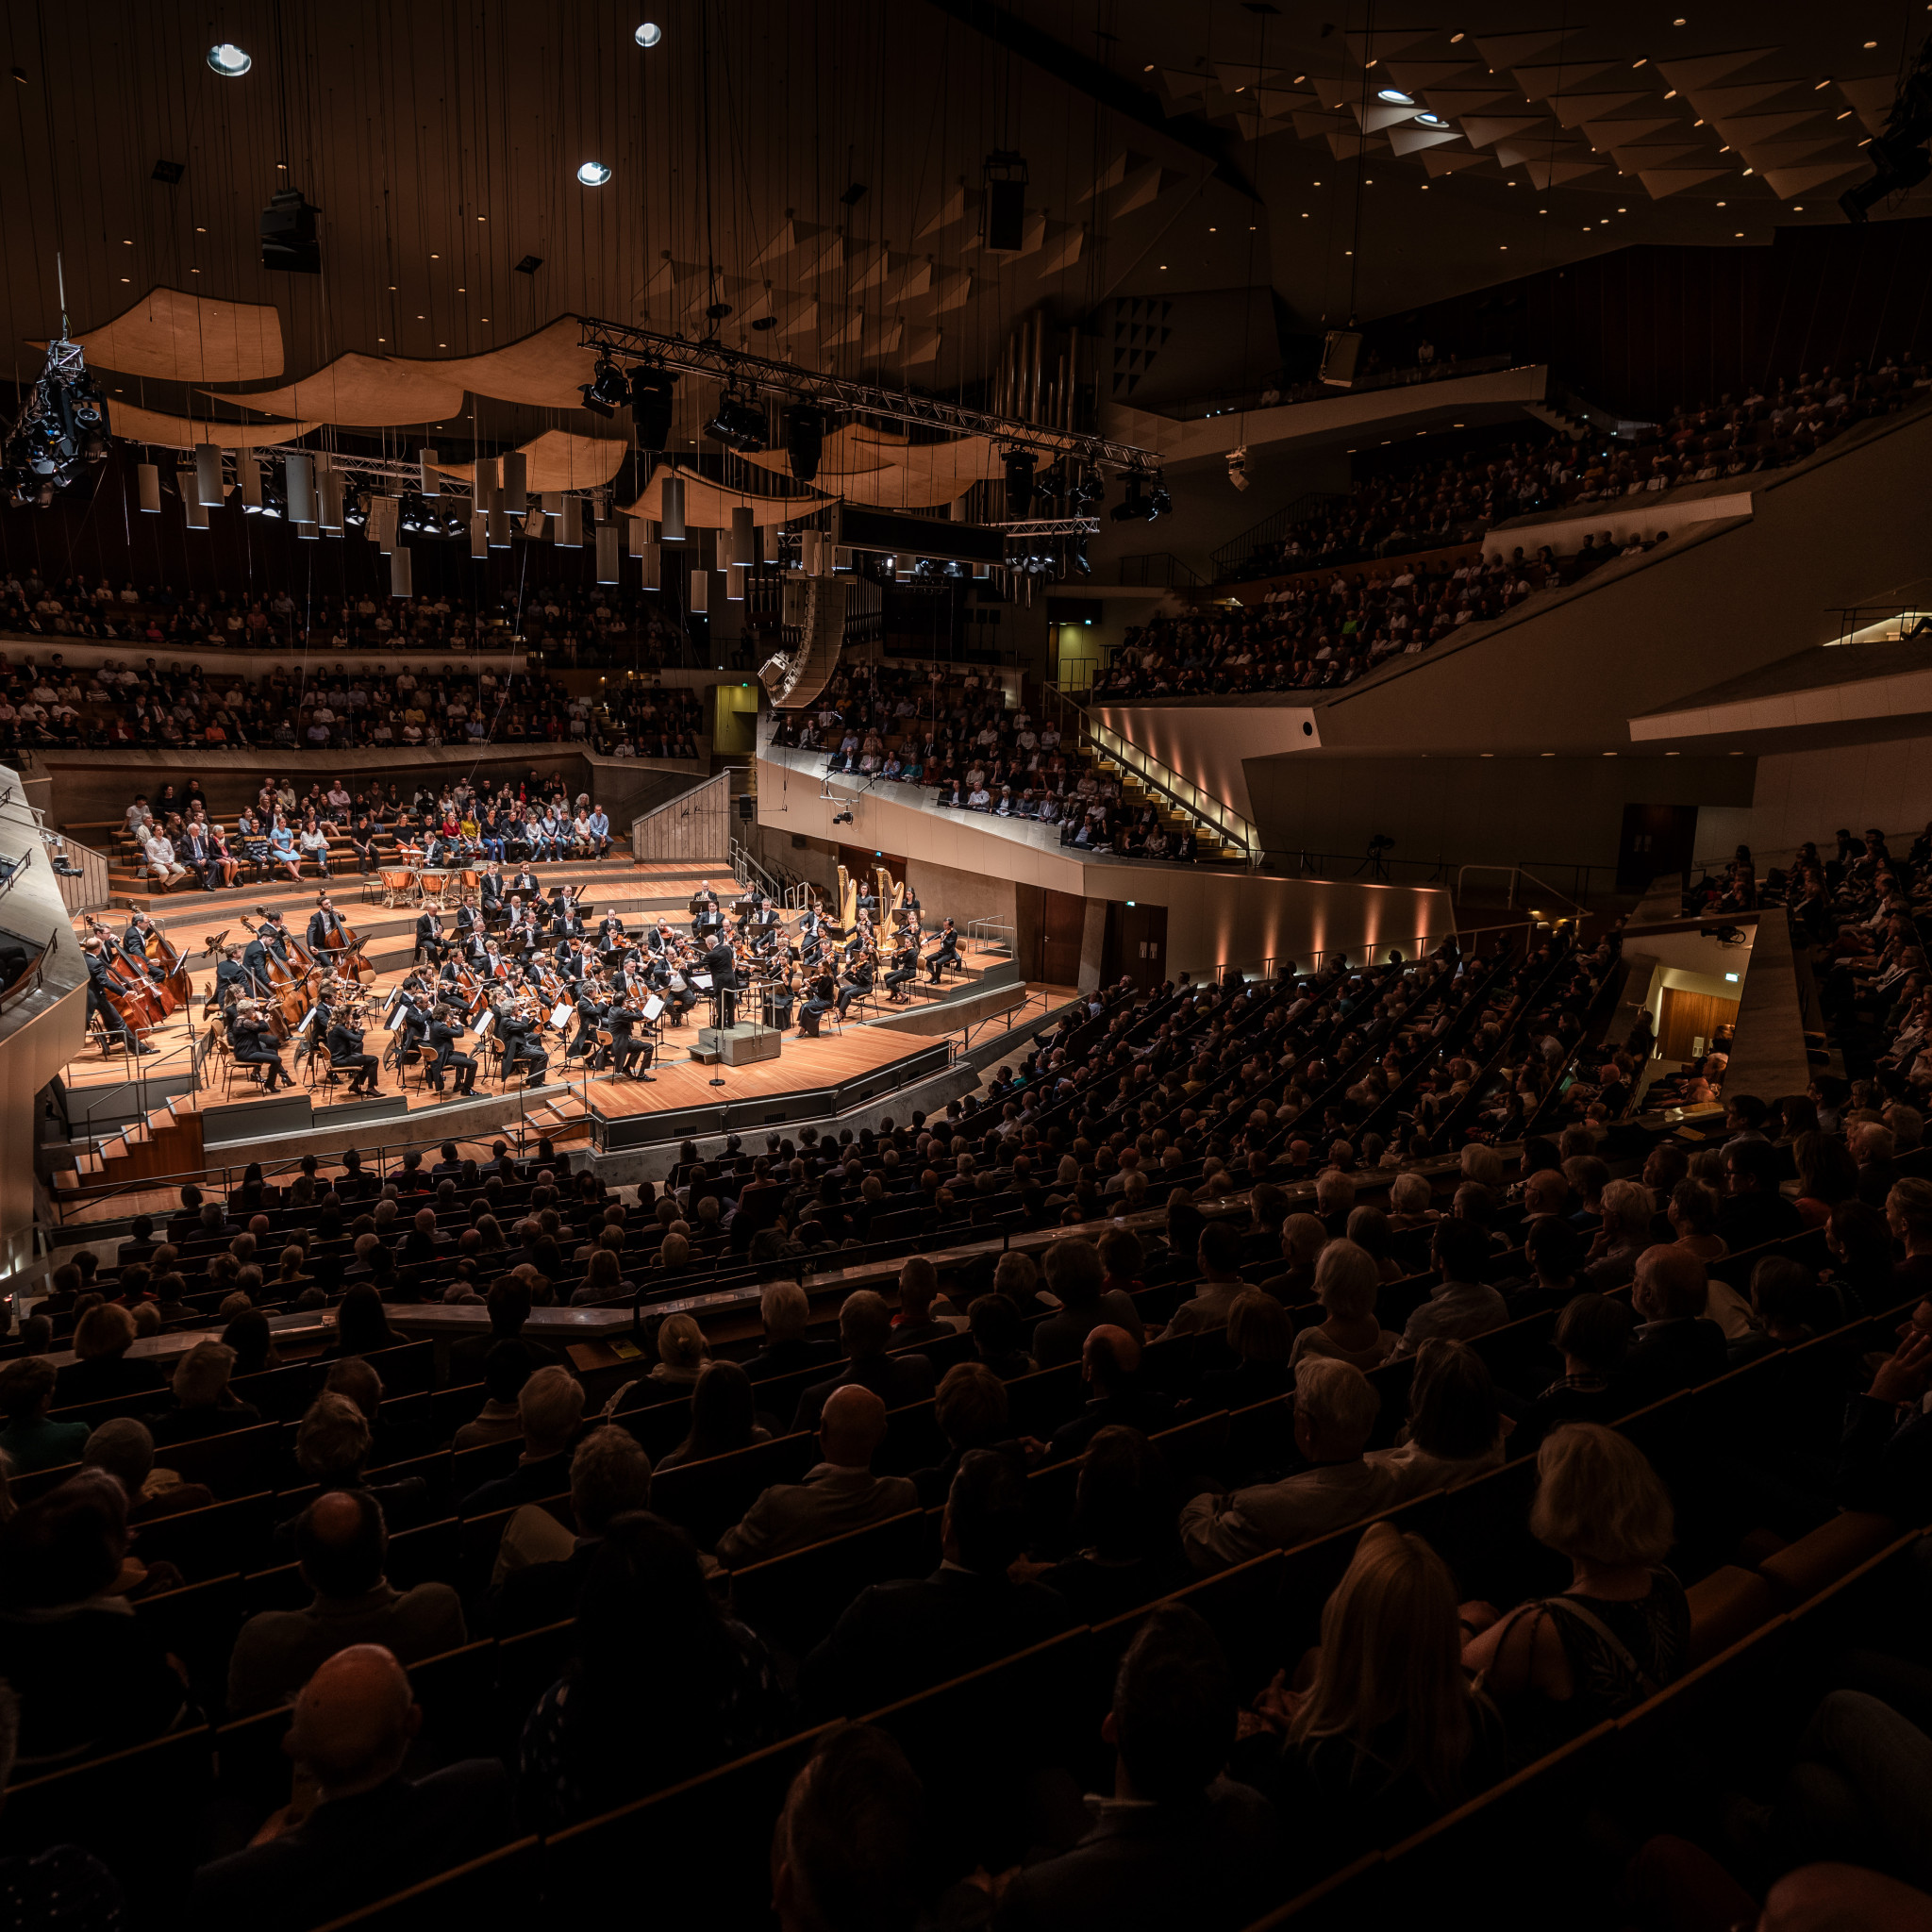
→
(549, 1001, 573, 1029)
(642, 993, 665, 1021)
(691, 972, 714, 991)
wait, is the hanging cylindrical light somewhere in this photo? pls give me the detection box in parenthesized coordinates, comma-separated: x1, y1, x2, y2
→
(729, 504, 754, 568)
(488, 507, 513, 548)
(640, 541, 661, 591)
(390, 545, 414, 597)
(541, 491, 563, 518)
(660, 475, 686, 542)
(471, 513, 489, 559)
(558, 497, 584, 547)
(239, 454, 263, 508)
(419, 447, 441, 496)
(474, 456, 499, 513)
(628, 517, 646, 559)
(178, 470, 209, 530)
(318, 469, 345, 534)
(284, 453, 316, 525)
(375, 496, 399, 553)
(502, 449, 528, 513)
(137, 462, 161, 514)
(193, 442, 225, 508)
(688, 567, 708, 613)
(727, 562, 748, 601)
(594, 525, 620, 584)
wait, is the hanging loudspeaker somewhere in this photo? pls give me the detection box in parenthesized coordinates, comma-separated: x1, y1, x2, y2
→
(179, 470, 209, 530)
(239, 454, 263, 508)
(727, 562, 748, 601)
(136, 462, 161, 514)
(502, 449, 527, 513)
(689, 567, 708, 613)
(284, 453, 316, 525)
(390, 545, 413, 597)
(660, 475, 686, 542)
(522, 507, 547, 540)
(729, 504, 754, 568)
(318, 470, 345, 533)
(541, 491, 562, 517)
(595, 525, 620, 583)
(489, 508, 513, 548)
(193, 442, 225, 508)
(474, 456, 498, 513)
(628, 517, 645, 559)
(420, 448, 441, 497)
(558, 497, 584, 547)
(640, 541, 661, 591)
(471, 513, 489, 559)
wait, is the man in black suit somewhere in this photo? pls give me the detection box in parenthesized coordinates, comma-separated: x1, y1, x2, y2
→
(992, 1604, 1278, 1929)
(925, 918, 960, 985)
(790, 1291, 934, 1432)
(188, 1646, 512, 1932)
(703, 936, 739, 1029)
(605, 1002, 656, 1082)
(325, 1009, 381, 1096)
(1046, 1325, 1175, 1461)
(1624, 1246, 1727, 1406)
(1716, 1139, 1804, 1252)
(458, 1365, 583, 1514)
(799, 1448, 1073, 1718)
(426, 1006, 476, 1096)
(211, 941, 251, 1010)
(308, 895, 351, 957)
(414, 909, 447, 965)
(492, 999, 549, 1090)
(743, 1279, 841, 1381)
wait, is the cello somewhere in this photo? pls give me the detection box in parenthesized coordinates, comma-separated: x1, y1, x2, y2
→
(239, 915, 313, 1031)
(314, 912, 375, 985)
(139, 921, 193, 1007)
(84, 918, 170, 1029)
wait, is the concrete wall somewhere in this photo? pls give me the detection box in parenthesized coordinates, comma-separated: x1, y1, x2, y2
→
(1696, 730, 1932, 859)
(1243, 752, 1755, 880)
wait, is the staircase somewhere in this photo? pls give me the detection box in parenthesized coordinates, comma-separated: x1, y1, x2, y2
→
(51, 1095, 207, 1206)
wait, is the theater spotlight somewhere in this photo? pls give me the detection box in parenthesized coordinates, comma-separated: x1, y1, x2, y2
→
(342, 490, 370, 531)
(629, 369, 676, 454)
(1, 332, 111, 508)
(1074, 470, 1106, 508)
(397, 492, 434, 535)
(1227, 446, 1250, 492)
(783, 404, 827, 484)
(578, 358, 630, 418)
(705, 389, 768, 453)
(1004, 449, 1037, 518)
(1146, 480, 1172, 521)
(634, 20, 663, 45)
(832, 808, 854, 825)
(206, 42, 251, 76)
(1841, 32, 1932, 222)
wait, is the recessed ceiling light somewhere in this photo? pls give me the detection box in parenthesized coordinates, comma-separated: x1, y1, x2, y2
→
(1414, 109, 1445, 125)
(1450, 30, 1465, 41)
(1838, 108, 1854, 118)
(1633, 57, 1647, 67)
(635, 21, 662, 46)
(206, 42, 251, 76)
(1672, 16, 1686, 25)
(1864, 38, 1878, 47)
(1376, 87, 1414, 105)
(577, 160, 612, 186)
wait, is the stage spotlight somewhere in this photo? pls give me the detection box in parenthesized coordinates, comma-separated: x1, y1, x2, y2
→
(0, 333, 110, 508)
(1147, 480, 1172, 521)
(705, 389, 767, 452)
(1074, 470, 1105, 508)
(578, 358, 630, 418)
(207, 42, 251, 76)
(342, 490, 370, 531)
(260, 186, 322, 273)
(1227, 446, 1250, 491)
(635, 20, 662, 45)
(630, 369, 676, 452)
(1004, 448, 1037, 518)
(1109, 475, 1148, 523)
(1073, 534, 1091, 575)
(577, 160, 612, 187)
(832, 808, 854, 825)
(784, 403, 826, 483)
(397, 492, 434, 535)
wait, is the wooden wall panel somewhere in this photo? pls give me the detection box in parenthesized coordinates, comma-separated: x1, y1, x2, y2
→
(632, 773, 731, 863)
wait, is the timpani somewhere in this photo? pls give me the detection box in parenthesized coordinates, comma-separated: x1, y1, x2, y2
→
(380, 868, 417, 908)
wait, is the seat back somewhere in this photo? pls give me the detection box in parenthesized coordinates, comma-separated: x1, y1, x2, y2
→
(728, 1508, 938, 1657)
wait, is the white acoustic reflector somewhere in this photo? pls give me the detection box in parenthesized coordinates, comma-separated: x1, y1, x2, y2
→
(689, 567, 708, 613)
(391, 545, 414, 596)
(284, 453, 316, 525)
(488, 508, 513, 549)
(522, 507, 547, 540)
(558, 497, 584, 547)
(419, 448, 441, 496)
(640, 541, 661, 591)
(193, 442, 225, 508)
(136, 462, 161, 514)
(595, 525, 620, 583)
(503, 449, 527, 513)
(239, 456, 263, 508)
(317, 470, 345, 534)
(470, 513, 488, 559)
(729, 504, 754, 568)
(727, 562, 748, 601)
(660, 476, 686, 542)
(178, 470, 209, 530)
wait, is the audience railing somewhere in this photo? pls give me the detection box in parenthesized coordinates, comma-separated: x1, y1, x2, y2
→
(1209, 489, 1352, 578)
(1035, 684, 1260, 863)
(1824, 603, 1932, 645)
(1453, 861, 1591, 917)
(964, 919, 1015, 959)
(48, 832, 110, 914)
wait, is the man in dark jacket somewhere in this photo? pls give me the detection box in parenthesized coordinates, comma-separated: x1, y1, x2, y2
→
(790, 1291, 933, 1432)
(742, 1279, 841, 1382)
(800, 1449, 1073, 1718)
(457, 1365, 582, 1514)
(993, 1604, 1278, 1931)
(1046, 1326, 1175, 1462)
(1715, 1139, 1803, 1253)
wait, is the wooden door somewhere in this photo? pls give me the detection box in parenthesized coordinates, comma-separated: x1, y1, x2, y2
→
(1103, 902, 1169, 992)
(1617, 804, 1699, 895)
(1015, 885, 1088, 986)
(1657, 988, 1740, 1063)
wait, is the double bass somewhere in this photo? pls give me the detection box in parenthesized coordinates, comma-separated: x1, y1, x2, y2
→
(139, 922, 193, 1007)
(82, 919, 166, 1035)
(315, 912, 375, 984)
(239, 915, 313, 1030)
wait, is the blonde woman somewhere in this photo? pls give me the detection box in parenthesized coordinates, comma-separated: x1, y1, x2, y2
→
(1266, 1212, 1329, 1302)
(1459, 1423, 1688, 1753)
(1239, 1522, 1506, 1861)
(1290, 1241, 1400, 1371)
(648, 1312, 710, 1390)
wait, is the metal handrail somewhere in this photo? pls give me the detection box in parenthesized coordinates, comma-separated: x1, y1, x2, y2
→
(0, 927, 58, 1018)
(1210, 490, 1352, 575)
(1453, 862, 1591, 916)
(965, 919, 1016, 957)
(1037, 684, 1260, 862)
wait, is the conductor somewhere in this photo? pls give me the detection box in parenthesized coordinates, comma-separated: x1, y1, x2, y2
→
(703, 936, 740, 1029)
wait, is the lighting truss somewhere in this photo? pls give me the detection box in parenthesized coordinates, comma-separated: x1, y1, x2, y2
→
(576, 317, 1161, 475)
(990, 516, 1100, 537)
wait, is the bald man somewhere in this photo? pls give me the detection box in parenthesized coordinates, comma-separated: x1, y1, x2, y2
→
(1626, 1241, 1726, 1404)
(191, 1646, 510, 1932)
(714, 1383, 919, 1569)
(225, 1491, 467, 1716)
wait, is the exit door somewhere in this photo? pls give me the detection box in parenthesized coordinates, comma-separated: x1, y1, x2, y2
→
(1104, 902, 1169, 991)
(1617, 804, 1700, 896)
